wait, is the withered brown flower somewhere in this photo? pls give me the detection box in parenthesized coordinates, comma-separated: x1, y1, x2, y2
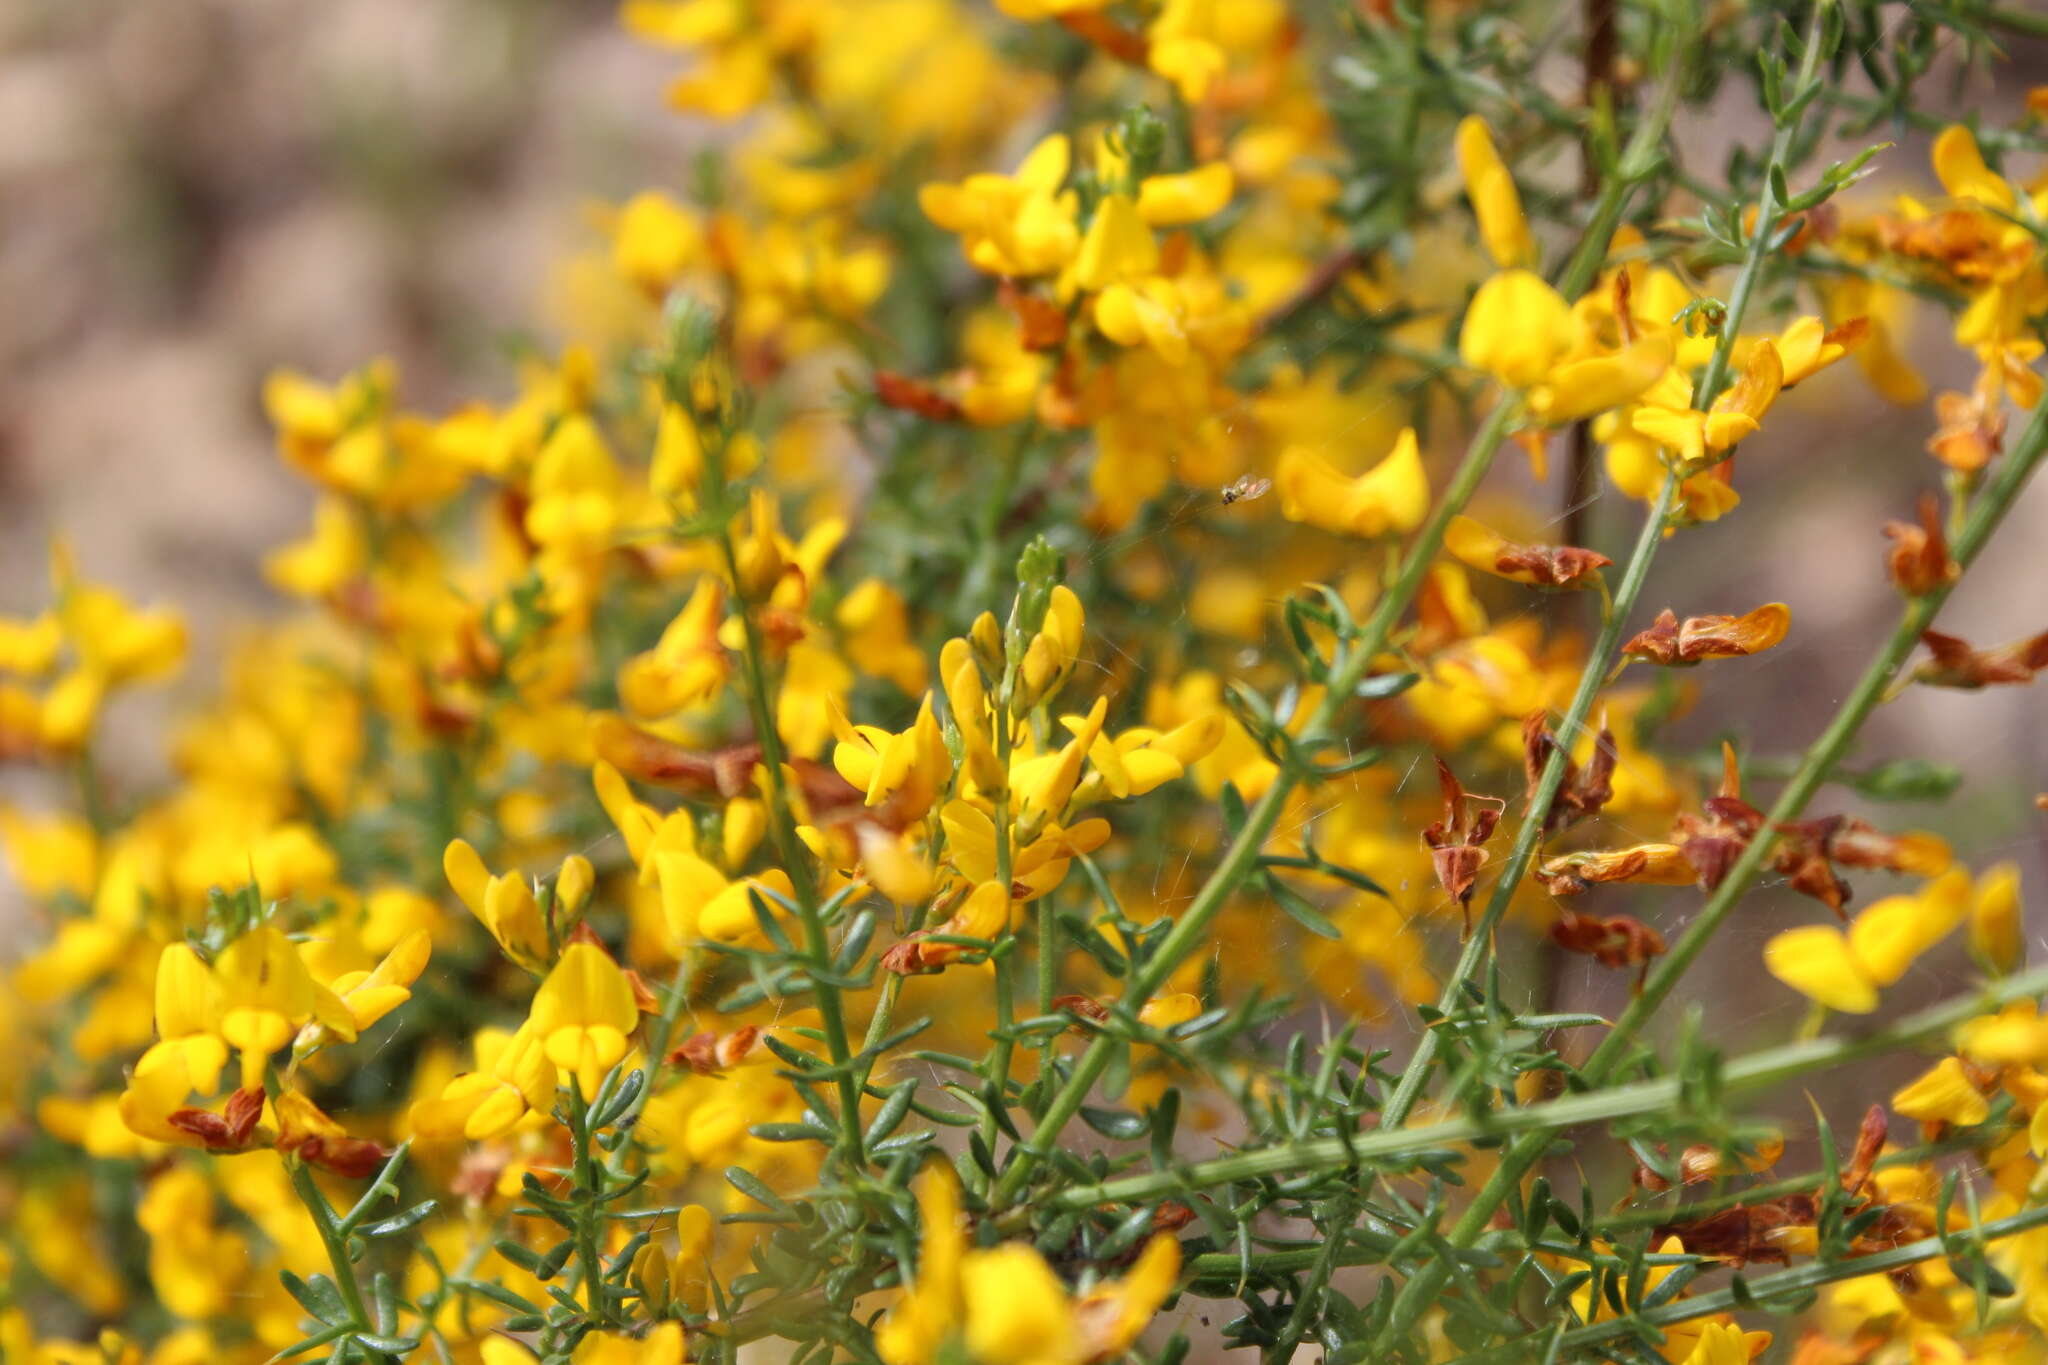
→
(1622, 603, 1790, 666)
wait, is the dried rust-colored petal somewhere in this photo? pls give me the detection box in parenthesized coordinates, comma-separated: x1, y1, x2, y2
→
(1052, 994, 1113, 1035)
(1914, 628, 2048, 689)
(670, 1025, 760, 1076)
(1883, 493, 1957, 596)
(998, 279, 1070, 351)
(874, 371, 964, 422)
(1842, 1105, 1887, 1196)
(1421, 758, 1502, 932)
(1496, 543, 1612, 588)
(1624, 603, 1791, 665)
(1055, 8, 1149, 64)
(1521, 711, 1618, 833)
(1927, 389, 2005, 472)
(1550, 909, 1665, 986)
(591, 713, 763, 799)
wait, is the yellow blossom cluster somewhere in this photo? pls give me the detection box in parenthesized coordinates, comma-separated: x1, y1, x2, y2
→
(4, 5, 2048, 1365)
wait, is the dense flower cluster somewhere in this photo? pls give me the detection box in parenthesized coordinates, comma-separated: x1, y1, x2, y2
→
(4, 4, 2048, 1365)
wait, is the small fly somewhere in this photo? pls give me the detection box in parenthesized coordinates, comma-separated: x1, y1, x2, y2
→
(1219, 475, 1271, 506)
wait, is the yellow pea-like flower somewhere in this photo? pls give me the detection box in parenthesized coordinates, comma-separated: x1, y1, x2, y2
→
(1459, 270, 1573, 390)
(1275, 428, 1429, 539)
(444, 838, 553, 968)
(1891, 1056, 1991, 1128)
(1454, 116, 1535, 269)
(410, 1024, 557, 1141)
(529, 943, 641, 1097)
(1764, 867, 1973, 1014)
(1136, 162, 1234, 225)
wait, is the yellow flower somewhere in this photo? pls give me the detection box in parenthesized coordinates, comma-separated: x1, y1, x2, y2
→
(444, 838, 553, 968)
(0, 611, 60, 676)
(877, 1166, 966, 1365)
(1073, 1235, 1182, 1359)
(1958, 1001, 2048, 1068)
(1932, 123, 2017, 213)
(1072, 713, 1224, 803)
(529, 942, 642, 1096)
(1461, 270, 1674, 431)
(1018, 585, 1087, 710)
(215, 926, 352, 1079)
(1628, 340, 1785, 464)
(941, 637, 1006, 792)
(833, 694, 952, 822)
(322, 928, 433, 1036)
(410, 1024, 557, 1140)
(1013, 696, 1109, 827)
(1072, 194, 1159, 293)
(1148, 0, 1226, 102)
(1136, 163, 1234, 225)
(1967, 862, 2022, 975)
(1763, 867, 1974, 1014)
(1455, 116, 1534, 269)
(920, 135, 1079, 278)
(619, 578, 729, 718)
(612, 191, 702, 298)
(132, 944, 228, 1097)
(571, 1323, 686, 1365)
(1892, 1056, 1991, 1128)
(1276, 428, 1429, 538)
(655, 851, 798, 948)
(960, 1245, 1079, 1365)
(1678, 1321, 1770, 1365)
(1460, 270, 1574, 389)
(265, 496, 366, 599)
(837, 578, 928, 694)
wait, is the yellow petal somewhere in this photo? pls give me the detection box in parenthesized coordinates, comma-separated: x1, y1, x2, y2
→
(1763, 925, 1878, 1014)
(1459, 270, 1572, 389)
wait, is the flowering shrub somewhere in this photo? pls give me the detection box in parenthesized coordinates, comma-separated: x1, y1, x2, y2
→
(6, 2, 2048, 1363)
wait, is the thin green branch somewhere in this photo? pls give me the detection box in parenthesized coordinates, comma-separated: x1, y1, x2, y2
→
(1042, 961, 2048, 1211)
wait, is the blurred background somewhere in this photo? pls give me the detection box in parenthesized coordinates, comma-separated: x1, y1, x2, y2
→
(0, 0, 667, 654)
(0, 0, 2041, 1088)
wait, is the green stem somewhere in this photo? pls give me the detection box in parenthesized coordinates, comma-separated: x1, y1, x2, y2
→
(1042, 961, 2048, 1211)
(568, 1093, 613, 1323)
(1380, 471, 1677, 1130)
(717, 532, 866, 1168)
(979, 663, 1020, 1160)
(1688, 9, 1827, 411)
(288, 1160, 379, 1340)
(1446, 1203, 2048, 1365)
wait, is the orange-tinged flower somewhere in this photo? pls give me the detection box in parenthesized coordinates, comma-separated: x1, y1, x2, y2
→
(1882, 493, 1956, 596)
(1622, 604, 1790, 666)
(1445, 516, 1611, 589)
(1911, 627, 2048, 689)
(1536, 843, 1697, 897)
